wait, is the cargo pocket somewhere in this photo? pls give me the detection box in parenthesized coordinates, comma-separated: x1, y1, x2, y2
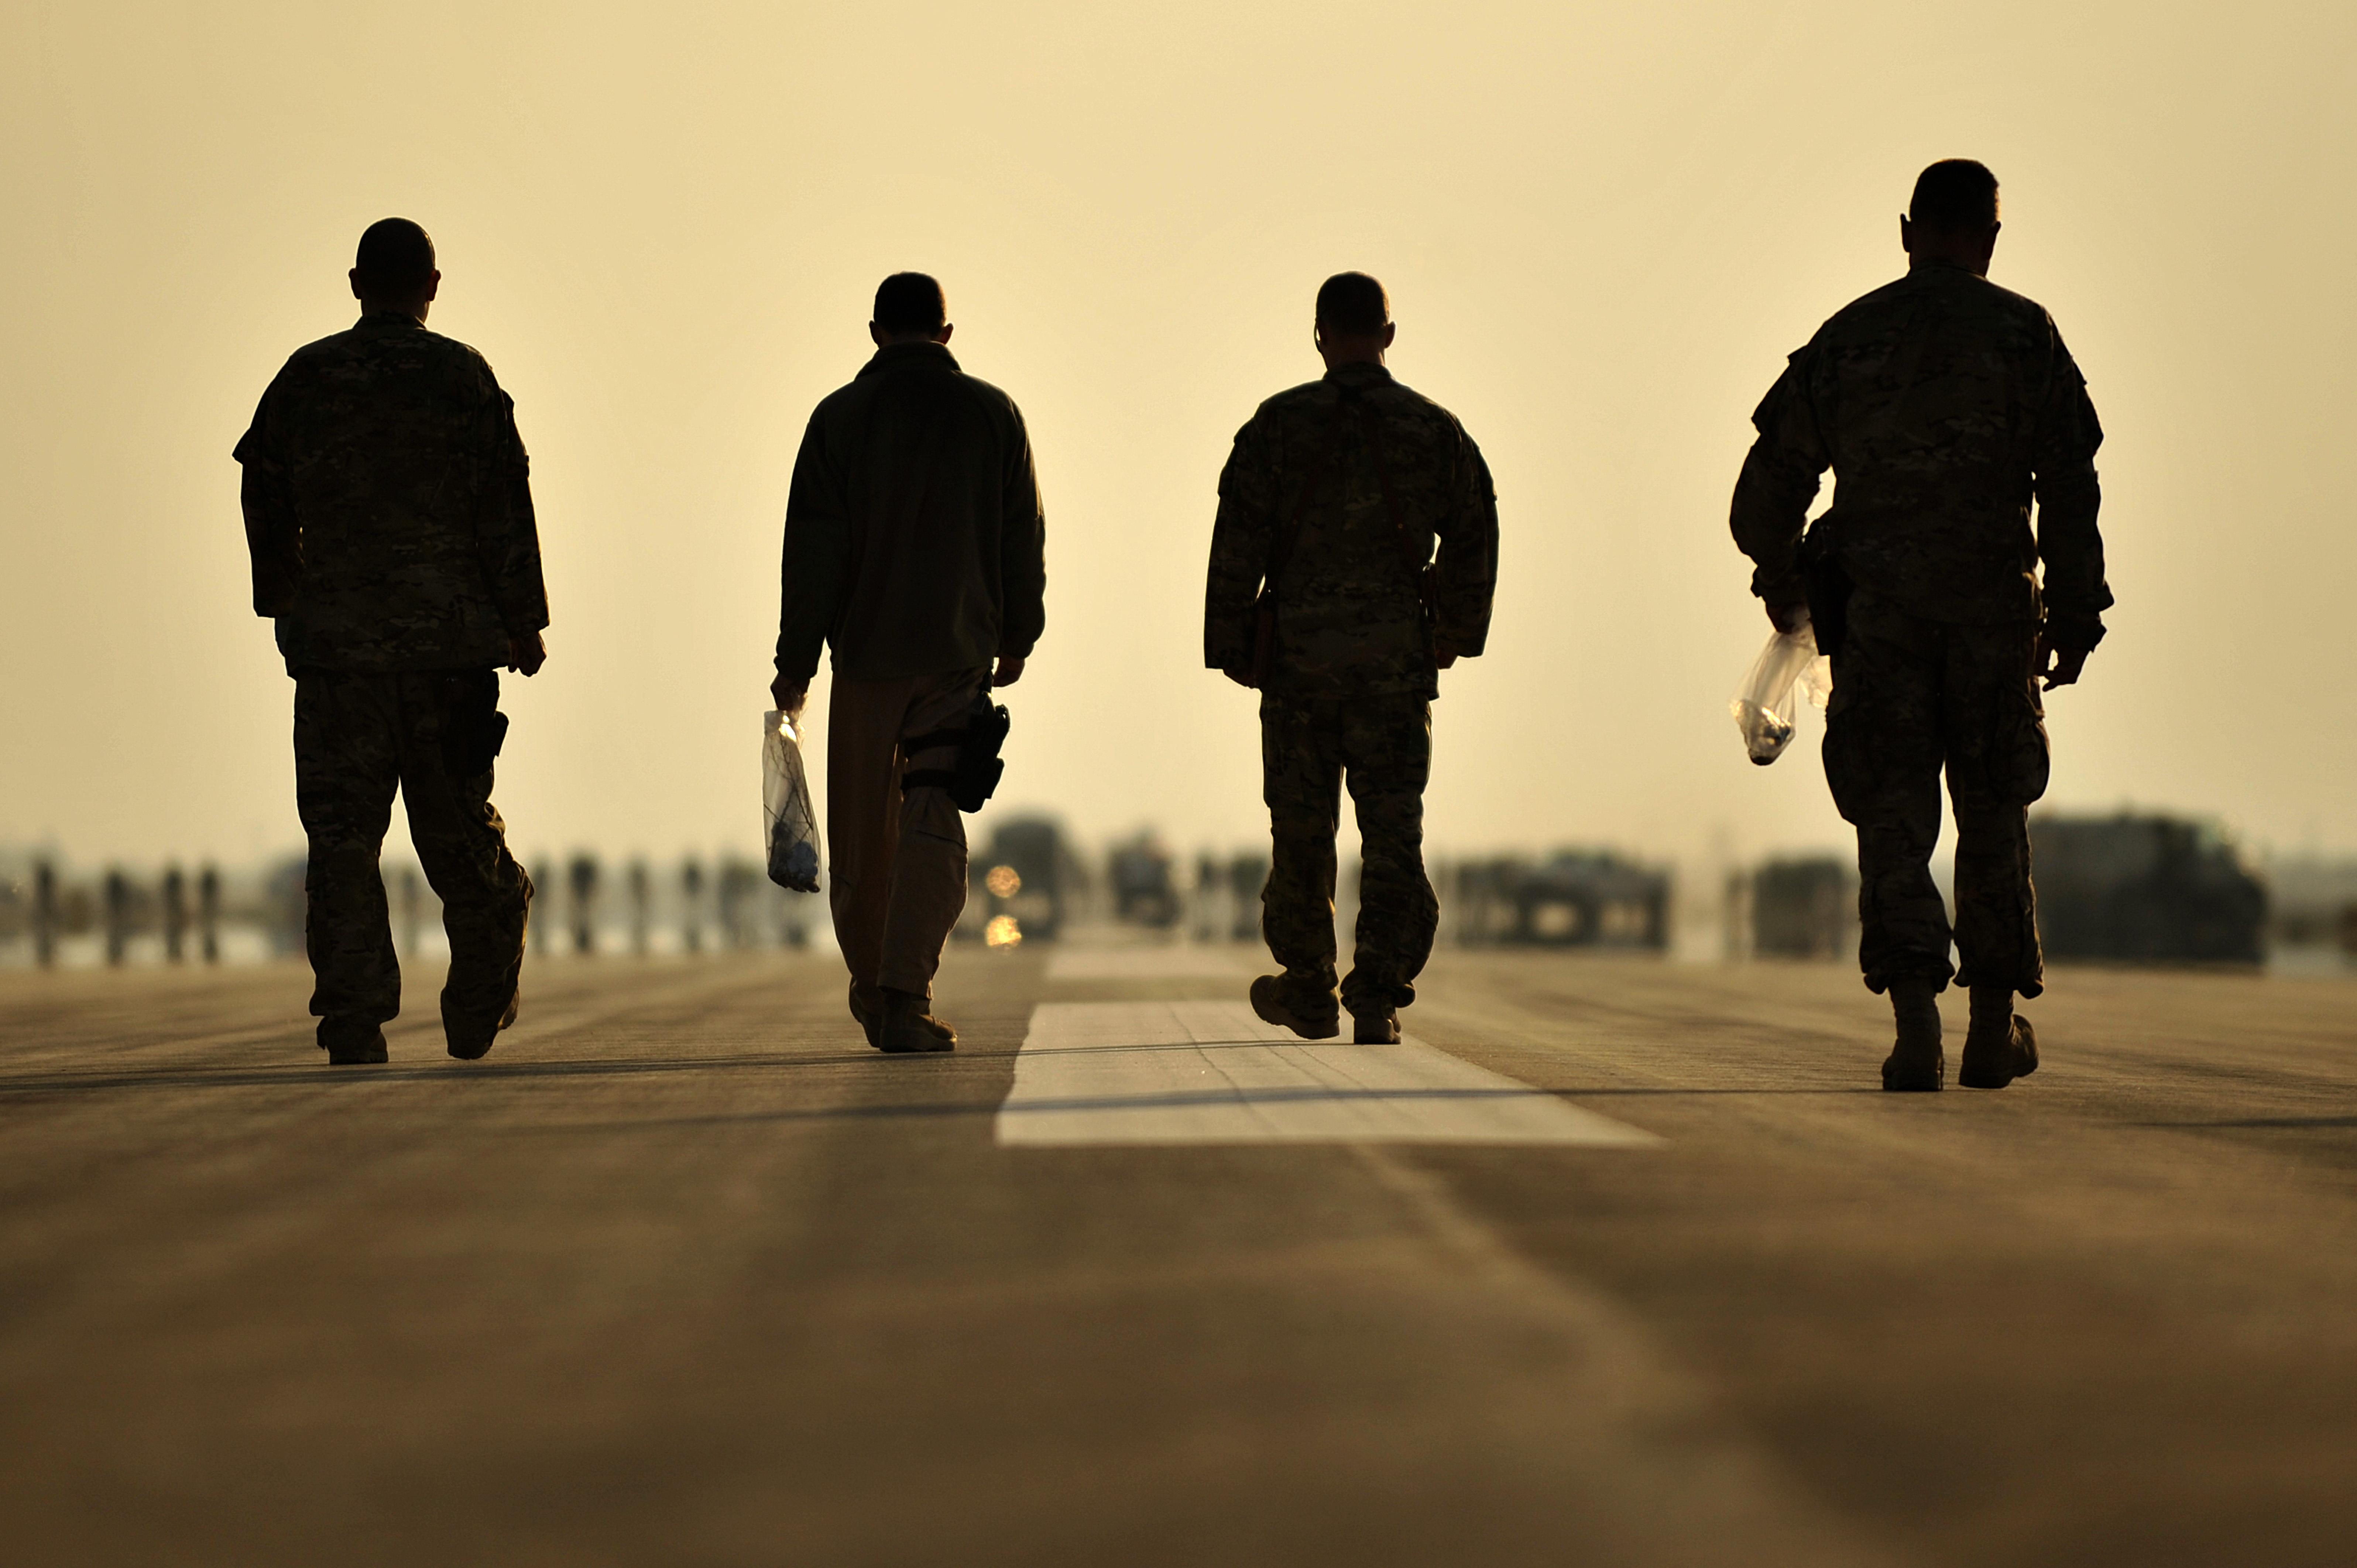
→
(1820, 662, 1871, 825)
(2001, 677, 2052, 805)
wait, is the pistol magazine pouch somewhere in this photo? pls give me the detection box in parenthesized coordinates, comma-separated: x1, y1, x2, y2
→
(1797, 519, 1852, 659)
(900, 691, 1012, 814)
(439, 670, 510, 778)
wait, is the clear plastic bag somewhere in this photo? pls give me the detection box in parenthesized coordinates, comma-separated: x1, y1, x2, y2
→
(1730, 618, 1832, 766)
(762, 709, 821, 891)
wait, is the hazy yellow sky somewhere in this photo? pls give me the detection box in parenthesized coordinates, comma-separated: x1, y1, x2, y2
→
(3, 1, 2352, 876)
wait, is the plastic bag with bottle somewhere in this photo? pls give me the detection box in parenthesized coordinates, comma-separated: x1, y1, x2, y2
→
(1730, 615, 1832, 765)
(762, 709, 821, 891)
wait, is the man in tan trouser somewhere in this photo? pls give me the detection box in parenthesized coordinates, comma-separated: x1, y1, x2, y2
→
(770, 273, 1047, 1053)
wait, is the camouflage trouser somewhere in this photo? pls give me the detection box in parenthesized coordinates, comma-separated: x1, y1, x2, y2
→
(294, 669, 533, 1036)
(1823, 594, 2048, 998)
(1260, 691, 1439, 1013)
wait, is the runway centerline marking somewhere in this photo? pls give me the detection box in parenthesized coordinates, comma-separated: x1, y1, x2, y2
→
(996, 1000, 1658, 1147)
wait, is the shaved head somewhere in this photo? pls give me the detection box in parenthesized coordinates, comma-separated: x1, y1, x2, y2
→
(353, 217, 435, 292)
(1909, 160, 1999, 234)
(1315, 272, 1389, 335)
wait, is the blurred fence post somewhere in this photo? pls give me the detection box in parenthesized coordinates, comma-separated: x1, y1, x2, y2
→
(103, 869, 130, 966)
(628, 860, 650, 956)
(34, 862, 56, 968)
(569, 854, 600, 956)
(164, 865, 188, 962)
(682, 859, 705, 954)
(396, 867, 422, 955)
(199, 864, 222, 964)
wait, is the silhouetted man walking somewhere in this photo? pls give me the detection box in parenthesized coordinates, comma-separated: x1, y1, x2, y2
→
(1731, 160, 2110, 1091)
(772, 273, 1046, 1053)
(1206, 273, 1498, 1043)
(236, 219, 547, 1065)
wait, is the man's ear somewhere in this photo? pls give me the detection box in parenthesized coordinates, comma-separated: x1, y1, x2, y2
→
(1900, 214, 1914, 253)
(1380, 322, 1397, 350)
(423, 270, 442, 303)
(350, 268, 366, 300)
(869, 321, 886, 346)
(936, 323, 954, 345)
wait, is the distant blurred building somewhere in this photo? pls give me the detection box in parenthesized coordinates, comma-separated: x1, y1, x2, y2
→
(2260, 855, 2357, 957)
(2030, 813, 2266, 965)
(1737, 855, 1857, 961)
(1451, 852, 1669, 949)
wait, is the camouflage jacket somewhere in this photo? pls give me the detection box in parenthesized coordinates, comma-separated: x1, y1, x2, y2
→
(235, 313, 547, 673)
(1730, 259, 2110, 649)
(1205, 362, 1497, 699)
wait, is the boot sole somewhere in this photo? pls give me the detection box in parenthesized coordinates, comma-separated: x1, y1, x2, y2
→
(1958, 1017, 2039, 1089)
(1252, 986, 1339, 1041)
(447, 986, 522, 1062)
(1881, 1053, 1945, 1091)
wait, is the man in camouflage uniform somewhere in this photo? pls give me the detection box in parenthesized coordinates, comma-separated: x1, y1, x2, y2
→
(236, 219, 548, 1066)
(1205, 272, 1498, 1044)
(1731, 160, 2110, 1091)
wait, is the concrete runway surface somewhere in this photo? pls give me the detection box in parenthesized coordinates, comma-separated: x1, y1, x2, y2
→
(1, 946, 2351, 1567)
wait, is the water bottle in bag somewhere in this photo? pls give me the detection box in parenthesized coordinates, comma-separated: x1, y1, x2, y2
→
(762, 710, 821, 891)
(1730, 617, 1832, 765)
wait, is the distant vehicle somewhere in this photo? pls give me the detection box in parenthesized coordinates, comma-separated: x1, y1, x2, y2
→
(1746, 856, 1855, 960)
(1452, 852, 1669, 949)
(2031, 813, 2266, 964)
(970, 816, 1081, 943)
(1107, 832, 1181, 929)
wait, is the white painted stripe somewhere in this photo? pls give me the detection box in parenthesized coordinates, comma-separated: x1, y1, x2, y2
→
(995, 1000, 1658, 1148)
(1042, 946, 1251, 981)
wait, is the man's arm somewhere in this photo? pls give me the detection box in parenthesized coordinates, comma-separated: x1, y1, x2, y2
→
(1204, 417, 1274, 681)
(473, 381, 550, 673)
(772, 412, 849, 708)
(232, 386, 301, 617)
(1729, 351, 1828, 630)
(1432, 430, 1499, 664)
(2032, 331, 2110, 683)
(996, 408, 1047, 684)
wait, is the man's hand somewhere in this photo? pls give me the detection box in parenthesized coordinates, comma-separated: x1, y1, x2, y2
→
(1766, 599, 1810, 636)
(770, 672, 809, 716)
(1221, 665, 1255, 689)
(2037, 635, 2090, 690)
(506, 630, 546, 677)
(1434, 638, 1461, 671)
(993, 654, 1026, 688)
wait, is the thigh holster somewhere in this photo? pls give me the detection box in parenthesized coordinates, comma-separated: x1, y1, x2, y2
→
(900, 693, 1011, 814)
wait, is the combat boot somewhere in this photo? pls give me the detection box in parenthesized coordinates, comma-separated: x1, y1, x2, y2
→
(447, 985, 520, 1061)
(851, 980, 953, 1051)
(1958, 985, 2039, 1089)
(318, 1017, 389, 1066)
(1880, 978, 1944, 1091)
(1351, 1008, 1400, 1045)
(1250, 973, 1339, 1041)
(875, 987, 956, 1054)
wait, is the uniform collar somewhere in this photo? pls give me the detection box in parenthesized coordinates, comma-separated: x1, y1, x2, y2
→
(1323, 360, 1394, 388)
(354, 310, 428, 331)
(860, 340, 960, 376)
